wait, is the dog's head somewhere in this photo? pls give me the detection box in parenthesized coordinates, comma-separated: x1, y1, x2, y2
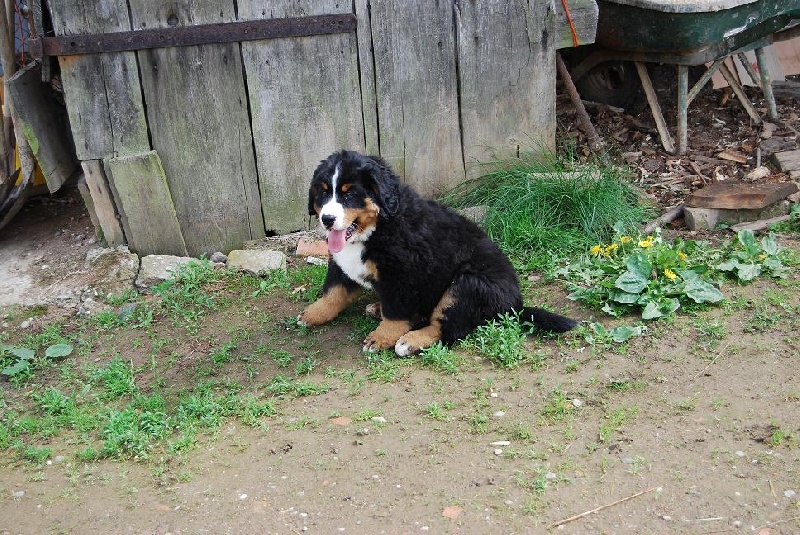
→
(308, 150, 400, 254)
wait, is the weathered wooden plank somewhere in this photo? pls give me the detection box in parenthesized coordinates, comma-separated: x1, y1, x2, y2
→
(47, 0, 149, 160)
(80, 160, 125, 247)
(554, 0, 598, 49)
(239, 0, 365, 233)
(130, 0, 265, 255)
(7, 62, 78, 192)
(369, 0, 464, 195)
(104, 151, 187, 256)
(456, 0, 556, 177)
(76, 174, 101, 239)
(354, 0, 379, 155)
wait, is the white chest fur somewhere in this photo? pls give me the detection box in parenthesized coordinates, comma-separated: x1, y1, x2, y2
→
(333, 241, 373, 289)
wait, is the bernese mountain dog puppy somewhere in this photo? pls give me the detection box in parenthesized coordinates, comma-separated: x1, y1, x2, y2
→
(299, 150, 577, 356)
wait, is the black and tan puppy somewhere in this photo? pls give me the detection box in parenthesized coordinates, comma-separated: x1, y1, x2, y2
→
(298, 150, 577, 356)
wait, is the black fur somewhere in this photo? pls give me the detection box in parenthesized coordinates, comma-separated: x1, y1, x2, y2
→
(310, 150, 577, 347)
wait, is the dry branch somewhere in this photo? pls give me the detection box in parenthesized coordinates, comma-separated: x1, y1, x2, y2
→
(548, 487, 659, 529)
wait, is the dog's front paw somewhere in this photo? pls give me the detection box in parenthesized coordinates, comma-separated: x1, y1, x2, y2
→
(298, 301, 333, 327)
(363, 319, 411, 352)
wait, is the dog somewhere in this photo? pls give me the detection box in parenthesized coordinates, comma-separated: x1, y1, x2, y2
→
(298, 150, 577, 356)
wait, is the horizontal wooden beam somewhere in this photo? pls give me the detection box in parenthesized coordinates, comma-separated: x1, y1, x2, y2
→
(31, 13, 357, 57)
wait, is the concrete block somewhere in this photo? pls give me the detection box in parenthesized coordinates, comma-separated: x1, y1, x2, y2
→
(684, 201, 790, 230)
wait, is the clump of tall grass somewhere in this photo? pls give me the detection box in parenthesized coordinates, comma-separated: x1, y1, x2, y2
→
(444, 152, 656, 272)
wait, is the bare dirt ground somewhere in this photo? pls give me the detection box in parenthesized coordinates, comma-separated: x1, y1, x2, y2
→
(1, 80, 799, 534)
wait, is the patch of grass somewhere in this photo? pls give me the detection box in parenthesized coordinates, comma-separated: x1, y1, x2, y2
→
(266, 375, 330, 398)
(540, 390, 574, 423)
(462, 313, 528, 368)
(92, 359, 138, 400)
(151, 260, 229, 332)
(420, 342, 461, 374)
(443, 152, 655, 272)
(599, 406, 639, 442)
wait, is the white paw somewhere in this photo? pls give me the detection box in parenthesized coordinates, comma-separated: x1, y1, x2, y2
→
(394, 339, 414, 357)
(296, 314, 308, 327)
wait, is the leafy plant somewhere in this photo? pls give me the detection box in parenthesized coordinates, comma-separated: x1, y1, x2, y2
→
(1, 343, 74, 379)
(558, 227, 724, 319)
(714, 230, 791, 281)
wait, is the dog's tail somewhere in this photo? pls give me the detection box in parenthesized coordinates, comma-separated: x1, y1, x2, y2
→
(518, 307, 578, 333)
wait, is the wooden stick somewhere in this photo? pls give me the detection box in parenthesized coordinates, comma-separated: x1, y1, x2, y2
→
(644, 203, 684, 234)
(548, 487, 659, 529)
(693, 344, 728, 379)
(556, 52, 602, 152)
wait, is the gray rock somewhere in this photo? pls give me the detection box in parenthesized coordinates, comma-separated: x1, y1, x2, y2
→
(85, 246, 140, 296)
(684, 201, 790, 230)
(209, 251, 228, 264)
(136, 255, 199, 289)
(227, 249, 286, 275)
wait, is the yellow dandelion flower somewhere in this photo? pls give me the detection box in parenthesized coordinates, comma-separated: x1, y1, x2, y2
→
(758, 254, 766, 261)
(590, 244, 602, 256)
(604, 243, 618, 256)
(664, 268, 677, 280)
(620, 236, 633, 245)
(638, 236, 654, 248)
(678, 251, 687, 261)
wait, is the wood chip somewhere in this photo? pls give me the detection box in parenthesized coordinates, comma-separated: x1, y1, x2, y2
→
(717, 149, 748, 164)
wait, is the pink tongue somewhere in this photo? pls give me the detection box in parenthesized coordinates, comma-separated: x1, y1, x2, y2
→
(328, 229, 346, 254)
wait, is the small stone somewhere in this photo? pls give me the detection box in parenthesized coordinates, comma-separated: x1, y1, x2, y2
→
(784, 490, 796, 499)
(19, 318, 33, 329)
(545, 472, 558, 480)
(490, 441, 511, 447)
(504, 500, 514, 506)
(662, 515, 672, 521)
(356, 428, 370, 436)
(53, 455, 65, 463)
(239, 493, 248, 500)
(209, 251, 227, 264)
(493, 411, 505, 418)
(735, 450, 746, 457)
(494, 448, 503, 455)
(371, 416, 387, 424)
(571, 398, 583, 408)
(12, 490, 24, 499)
(489, 392, 499, 398)
(306, 256, 327, 266)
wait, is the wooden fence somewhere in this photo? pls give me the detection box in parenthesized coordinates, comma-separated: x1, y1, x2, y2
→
(48, 0, 577, 257)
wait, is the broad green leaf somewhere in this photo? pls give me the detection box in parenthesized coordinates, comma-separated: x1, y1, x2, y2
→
(610, 291, 640, 304)
(45, 344, 74, 359)
(1, 359, 30, 377)
(609, 325, 644, 343)
(625, 252, 652, 279)
(641, 301, 662, 320)
(737, 229, 760, 257)
(715, 259, 739, 272)
(760, 234, 781, 256)
(684, 279, 724, 303)
(0, 344, 34, 360)
(615, 270, 649, 294)
(735, 263, 762, 282)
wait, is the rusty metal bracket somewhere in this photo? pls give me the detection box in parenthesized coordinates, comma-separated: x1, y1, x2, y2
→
(30, 13, 357, 58)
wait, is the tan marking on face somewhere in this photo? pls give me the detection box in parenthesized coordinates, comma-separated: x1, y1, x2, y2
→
(321, 182, 329, 191)
(298, 284, 360, 327)
(396, 292, 457, 354)
(341, 183, 351, 193)
(343, 199, 380, 236)
(363, 319, 411, 351)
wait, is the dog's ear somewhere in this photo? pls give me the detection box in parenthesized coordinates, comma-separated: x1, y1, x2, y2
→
(361, 157, 400, 219)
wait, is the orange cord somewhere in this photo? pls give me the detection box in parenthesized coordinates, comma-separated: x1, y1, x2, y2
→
(560, 0, 580, 48)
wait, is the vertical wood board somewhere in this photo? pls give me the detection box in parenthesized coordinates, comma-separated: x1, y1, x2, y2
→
(80, 160, 125, 247)
(456, 0, 556, 177)
(369, 0, 464, 195)
(7, 63, 78, 192)
(355, 0, 380, 155)
(48, 0, 149, 160)
(130, 0, 265, 255)
(104, 151, 188, 256)
(239, 0, 365, 233)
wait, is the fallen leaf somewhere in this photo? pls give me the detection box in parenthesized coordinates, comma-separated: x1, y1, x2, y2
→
(442, 505, 463, 519)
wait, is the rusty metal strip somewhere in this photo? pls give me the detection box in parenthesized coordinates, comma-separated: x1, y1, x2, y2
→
(31, 13, 357, 58)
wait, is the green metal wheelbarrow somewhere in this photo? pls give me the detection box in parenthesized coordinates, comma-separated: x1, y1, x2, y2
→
(567, 0, 800, 154)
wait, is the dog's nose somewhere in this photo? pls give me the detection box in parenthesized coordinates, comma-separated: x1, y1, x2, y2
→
(321, 214, 336, 229)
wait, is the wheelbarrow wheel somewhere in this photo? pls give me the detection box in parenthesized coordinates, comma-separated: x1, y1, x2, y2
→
(575, 60, 645, 112)
(0, 169, 34, 232)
